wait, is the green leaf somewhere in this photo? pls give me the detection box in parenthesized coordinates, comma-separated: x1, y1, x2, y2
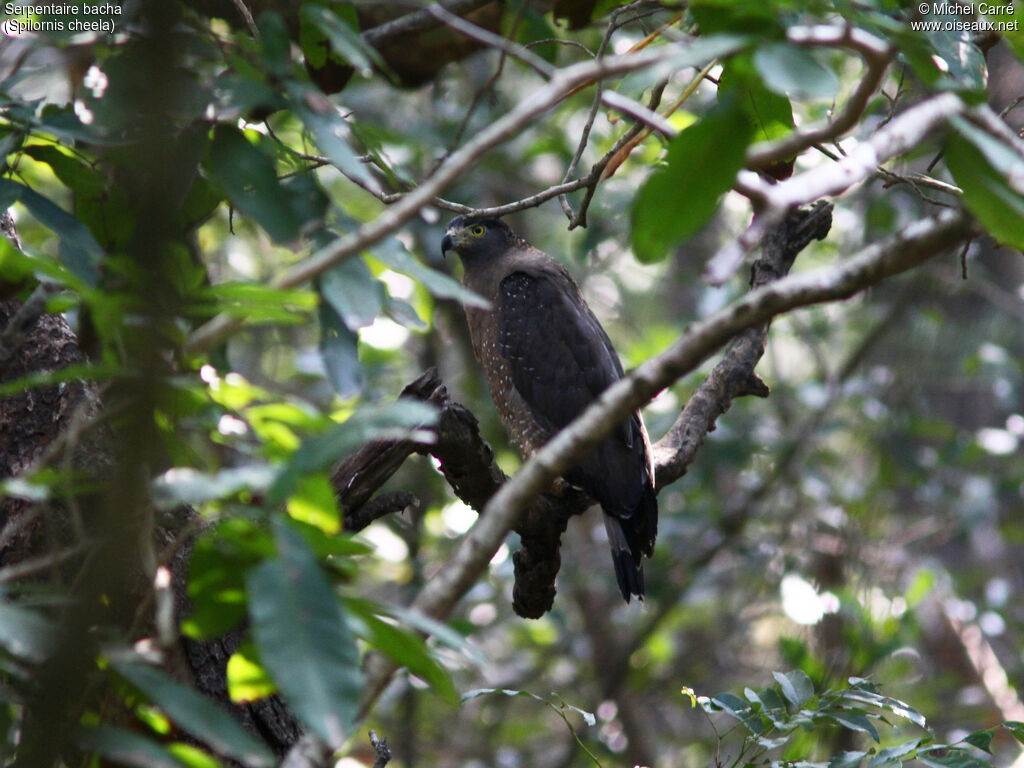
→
(948, 115, 1024, 177)
(631, 99, 753, 262)
(823, 711, 880, 742)
(320, 257, 384, 330)
(300, 4, 382, 77)
(0, 230, 33, 290)
(21, 144, 106, 198)
(151, 464, 277, 510)
(462, 689, 597, 726)
(0, 360, 117, 399)
(201, 282, 317, 323)
(925, 22, 987, 93)
(837, 684, 928, 730)
(184, 519, 275, 640)
(0, 599, 58, 663)
(1003, 721, 1024, 744)
(880, 698, 928, 730)
(755, 734, 790, 749)
(753, 43, 839, 100)
(380, 602, 486, 665)
(688, 0, 786, 37)
(257, 11, 291, 75)
(345, 601, 458, 705)
(268, 399, 436, 504)
(0, 178, 102, 284)
(207, 126, 303, 244)
(291, 521, 373, 560)
(78, 725, 188, 768)
(33, 103, 115, 145)
(869, 738, 921, 767)
(112, 660, 276, 768)
(0, 128, 24, 161)
(718, 55, 794, 145)
(318, 301, 364, 398)
(286, 472, 342, 535)
(710, 692, 763, 734)
(917, 747, 992, 768)
(385, 295, 425, 327)
(369, 235, 490, 309)
(246, 519, 362, 748)
(286, 82, 376, 190)
(619, 34, 750, 93)
(964, 730, 993, 753)
(945, 130, 1024, 250)
(830, 750, 868, 768)
(773, 669, 814, 709)
(166, 742, 223, 768)
(227, 643, 277, 702)
(213, 72, 285, 118)
(511, 2, 559, 63)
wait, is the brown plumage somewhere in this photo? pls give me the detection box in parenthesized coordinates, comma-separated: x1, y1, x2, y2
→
(441, 215, 657, 602)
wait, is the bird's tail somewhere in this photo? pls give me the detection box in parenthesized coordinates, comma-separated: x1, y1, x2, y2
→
(604, 513, 645, 602)
(622, 480, 658, 562)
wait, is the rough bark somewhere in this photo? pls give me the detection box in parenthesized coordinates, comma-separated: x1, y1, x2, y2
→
(0, 302, 301, 758)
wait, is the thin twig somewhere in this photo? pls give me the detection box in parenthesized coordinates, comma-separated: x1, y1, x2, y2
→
(557, 18, 609, 221)
(1000, 93, 1024, 118)
(746, 25, 895, 170)
(598, 58, 716, 185)
(184, 42, 712, 355)
(0, 542, 92, 583)
(428, 2, 678, 137)
(432, 0, 531, 174)
(571, 80, 667, 228)
(230, 0, 259, 38)
(362, 0, 493, 45)
(425, 2, 553, 78)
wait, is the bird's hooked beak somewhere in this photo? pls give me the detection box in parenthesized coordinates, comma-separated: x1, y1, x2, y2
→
(440, 230, 455, 258)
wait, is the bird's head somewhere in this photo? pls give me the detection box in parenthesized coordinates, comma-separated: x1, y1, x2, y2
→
(441, 216, 514, 260)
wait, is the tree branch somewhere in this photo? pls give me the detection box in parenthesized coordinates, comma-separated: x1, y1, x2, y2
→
(709, 91, 966, 284)
(652, 201, 834, 484)
(184, 41, 721, 355)
(354, 204, 973, 720)
(746, 25, 895, 170)
(362, 0, 495, 45)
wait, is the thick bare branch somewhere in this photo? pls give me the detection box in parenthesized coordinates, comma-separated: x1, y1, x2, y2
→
(355, 205, 973, 718)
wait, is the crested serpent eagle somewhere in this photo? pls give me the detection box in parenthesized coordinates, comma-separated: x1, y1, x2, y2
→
(441, 215, 658, 603)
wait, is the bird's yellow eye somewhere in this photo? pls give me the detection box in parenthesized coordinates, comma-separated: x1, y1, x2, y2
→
(471, 225, 485, 237)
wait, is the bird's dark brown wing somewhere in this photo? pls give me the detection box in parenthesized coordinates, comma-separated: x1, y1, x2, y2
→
(497, 271, 651, 519)
(497, 271, 623, 429)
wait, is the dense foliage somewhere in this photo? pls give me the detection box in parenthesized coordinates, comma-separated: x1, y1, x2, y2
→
(1, 0, 1024, 767)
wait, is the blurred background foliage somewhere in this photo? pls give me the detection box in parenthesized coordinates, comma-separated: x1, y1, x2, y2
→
(1, 0, 1024, 767)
